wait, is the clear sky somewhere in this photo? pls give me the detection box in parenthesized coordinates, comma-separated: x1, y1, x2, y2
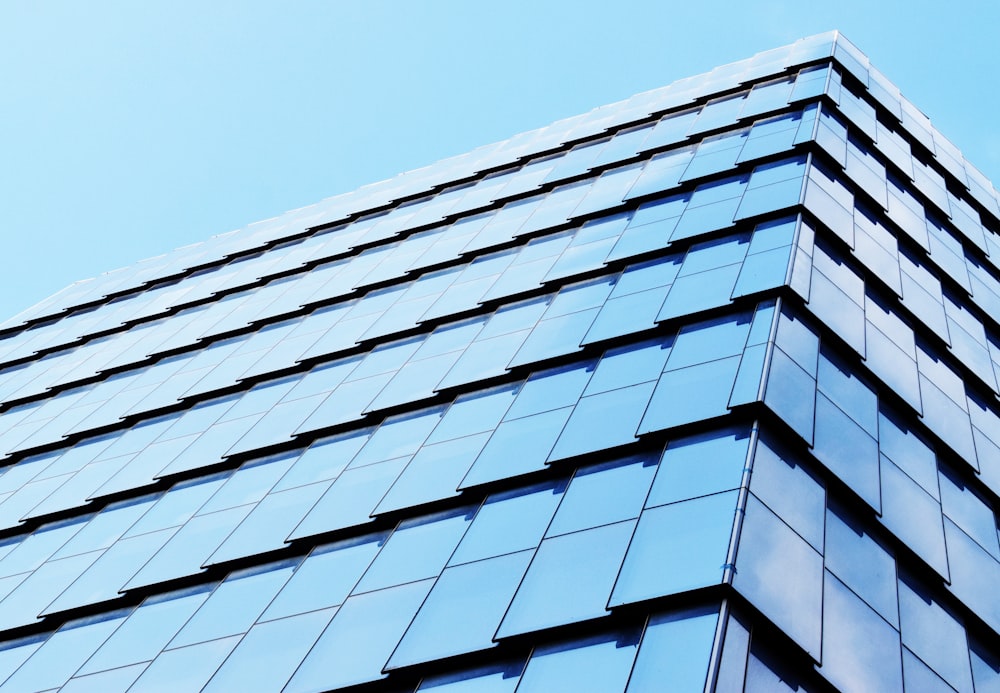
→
(1, 1, 998, 323)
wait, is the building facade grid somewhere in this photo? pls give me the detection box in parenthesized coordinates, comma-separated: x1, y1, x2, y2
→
(0, 30, 993, 692)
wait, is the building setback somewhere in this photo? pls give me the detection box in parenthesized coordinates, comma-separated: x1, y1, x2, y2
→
(0, 30, 995, 692)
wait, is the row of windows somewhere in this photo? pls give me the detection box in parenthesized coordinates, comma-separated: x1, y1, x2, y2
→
(0, 107, 814, 375)
(0, 59, 831, 343)
(2, 205, 998, 555)
(0, 420, 992, 692)
(0, 219, 997, 611)
(0, 423, 752, 688)
(0, 214, 799, 463)
(0, 590, 719, 693)
(0, 297, 993, 688)
(0, 305, 773, 559)
(2, 111, 996, 482)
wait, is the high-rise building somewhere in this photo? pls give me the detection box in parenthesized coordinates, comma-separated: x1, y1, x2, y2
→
(0, 30, 995, 692)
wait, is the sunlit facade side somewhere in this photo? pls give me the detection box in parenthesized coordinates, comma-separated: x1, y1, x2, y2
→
(0, 31, 995, 692)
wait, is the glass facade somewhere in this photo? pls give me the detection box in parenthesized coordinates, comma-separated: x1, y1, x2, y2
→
(0, 30, 995, 691)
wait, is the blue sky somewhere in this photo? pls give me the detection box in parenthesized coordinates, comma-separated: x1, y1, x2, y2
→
(1, 1, 999, 322)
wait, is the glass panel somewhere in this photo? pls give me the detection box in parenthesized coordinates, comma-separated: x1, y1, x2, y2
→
(462, 407, 572, 488)
(170, 562, 294, 648)
(497, 520, 634, 637)
(736, 494, 823, 656)
(60, 663, 147, 692)
(826, 503, 898, 626)
(43, 529, 176, 615)
(375, 433, 491, 514)
(504, 363, 594, 420)
(449, 483, 563, 566)
(123, 505, 252, 589)
(878, 407, 938, 499)
(78, 587, 210, 675)
(645, 427, 750, 507)
(387, 550, 534, 669)
(261, 535, 382, 622)
(939, 465, 1000, 559)
(942, 518, 1000, 639)
(284, 578, 434, 692)
(514, 630, 640, 693)
(547, 455, 657, 536)
(638, 356, 742, 434)
(349, 408, 443, 469)
(898, 574, 974, 692)
(584, 340, 671, 395)
(289, 457, 408, 539)
(549, 382, 656, 461)
(817, 352, 877, 436)
(820, 572, 903, 693)
(749, 437, 825, 551)
(879, 458, 949, 579)
(971, 641, 1000, 692)
(610, 491, 737, 606)
(418, 661, 523, 693)
(426, 387, 517, 445)
(206, 481, 330, 565)
(125, 635, 241, 692)
(0, 613, 126, 692)
(201, 608, 336, 693)
(272, 430, 369, 492)
(626, 606, 719, 692)
(902, 647, 956, 693)
(812, 393, 880, 511)
(354, 509, 472, 594)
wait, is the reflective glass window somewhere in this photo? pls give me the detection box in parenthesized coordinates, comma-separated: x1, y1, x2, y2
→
(207, 481, 330, 565)
(611, 491, 737, 606)
(449, 483, 562, 566)
(735, 495, 823, 656)
(584, 340, 671, 395)
(272, 430, 369, 492)
(825, 503, 898, 626)
(497, 520, 634, 637)
(638, 356, 742, 434)
(463, 407, 572, 487)
(376, 433, 491, 513)
(289, 457, 408, 539)
(349, 408, 444, 469)
(547, 455, 657, 536)
(387, 550, 534, 669)
(0, 612, 126, 692)
(749, 438, 825, 551)
(812, 393, 880, 511)
(550, 382, 655, 461)
(515, 629, 640, 692)
(354, 508, 472, 594)
(898, 574, 974, 692)
(262, 535, 382, 621)
(820, 572, 903, 693)
(626, 606, 719, 692)
(78, 587, 211, 675)
(126, 635, 241, 692)
(418, 661, 523, 693)
(284, 578, 434, 692)
(504, 363, 594, 420)
(202, 607, 336, 693)
(427, 387, 517, 444)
